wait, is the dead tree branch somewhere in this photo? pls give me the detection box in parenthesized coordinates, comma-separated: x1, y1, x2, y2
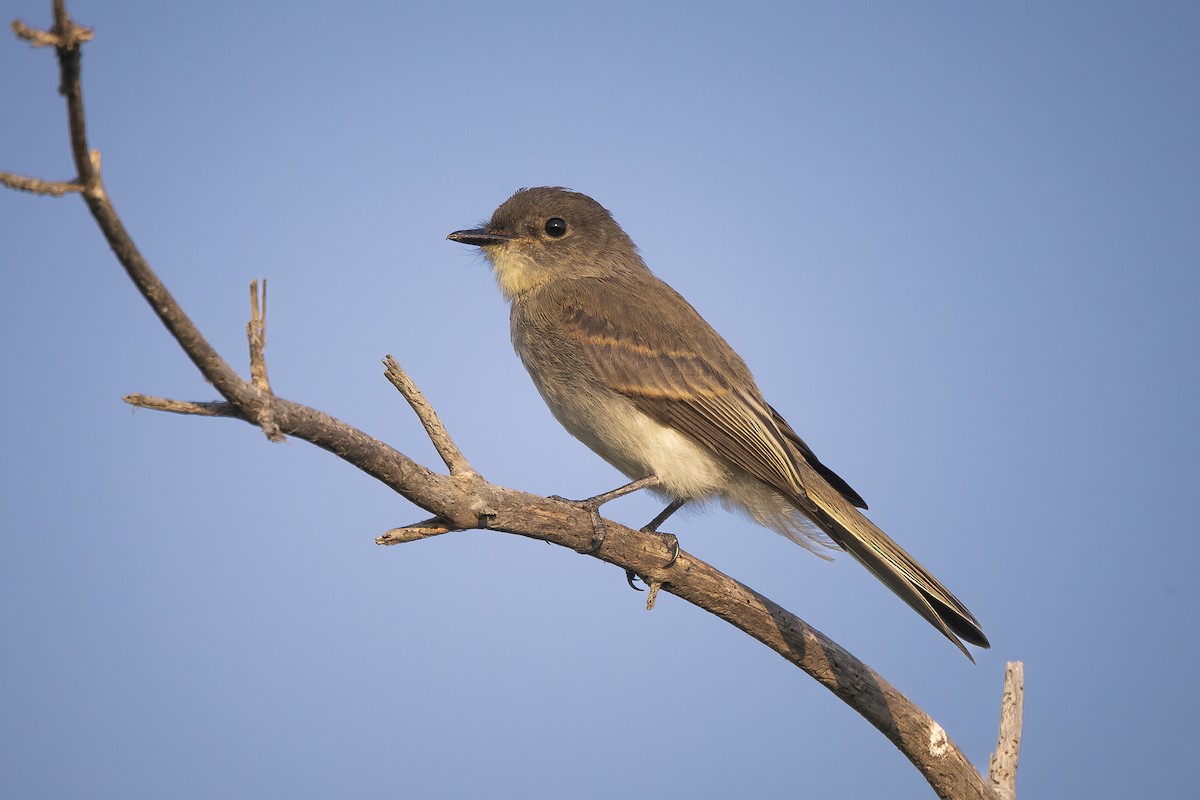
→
(988, 661, 1025, 800)
(4, 4, 1020, 798)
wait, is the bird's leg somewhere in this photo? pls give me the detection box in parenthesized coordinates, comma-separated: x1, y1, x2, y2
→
(550, 475, 662, 555)
(643, 498, 684, 567)
(643, 499, 685, 533)
(626, 499, 686, 588)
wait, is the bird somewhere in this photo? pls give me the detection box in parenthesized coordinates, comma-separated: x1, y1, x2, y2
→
(447, 186, 989, 660)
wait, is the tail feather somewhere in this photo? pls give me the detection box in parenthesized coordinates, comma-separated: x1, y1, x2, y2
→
(785, 459, 989, 660)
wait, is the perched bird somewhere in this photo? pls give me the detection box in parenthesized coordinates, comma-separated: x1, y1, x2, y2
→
(448, 187, 988, 659)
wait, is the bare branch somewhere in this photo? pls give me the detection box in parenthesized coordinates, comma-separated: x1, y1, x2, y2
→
(0, 171, 83, 196)
(16, 2, 262, 420)
(124, 394, 237, 417)
(988, 661, 1025, 800)
(383, 354, 474, 476)
(11, 18, 58, 47)
(377, 517, 458, 544)
(247, 279, 271, 393)
(11, 13, 92, 49)
(244, 280, 282, 441)
(644, 580, 662, 609)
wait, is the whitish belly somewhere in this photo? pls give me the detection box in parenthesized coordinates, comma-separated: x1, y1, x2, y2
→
(548, 389, 730, 501)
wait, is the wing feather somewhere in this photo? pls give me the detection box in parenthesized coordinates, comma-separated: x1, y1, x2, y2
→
(560, 293, 807, 497)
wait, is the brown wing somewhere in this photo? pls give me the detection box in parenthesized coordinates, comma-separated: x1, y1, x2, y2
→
(558, 284, 809, 501)
(558, 281, 866, 508)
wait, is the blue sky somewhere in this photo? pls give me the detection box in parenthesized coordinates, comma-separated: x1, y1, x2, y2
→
(2, 2, 1197, 797)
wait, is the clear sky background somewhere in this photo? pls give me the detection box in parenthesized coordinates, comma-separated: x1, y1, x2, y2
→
(3, 2, 1197, 798)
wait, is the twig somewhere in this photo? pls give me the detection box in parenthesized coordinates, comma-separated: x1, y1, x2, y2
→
(0, 172, 82, 196)
(247, 279, 271, 393)
(12, 14, 91, 49)
(988, 661, 1024, 800)
(124, 395, 236, 417)
(383, 355, 474, 476)
(645, 581, 662, 610)
(245, 280, 282, 441)
(377, 517, 458, 544)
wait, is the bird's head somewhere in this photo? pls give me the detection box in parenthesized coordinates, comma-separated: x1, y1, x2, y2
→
(447, 186, 646, 300)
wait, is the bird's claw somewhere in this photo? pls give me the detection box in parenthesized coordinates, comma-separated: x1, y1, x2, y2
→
(624, 530, 679, 591)
(641, 528, 680, 569)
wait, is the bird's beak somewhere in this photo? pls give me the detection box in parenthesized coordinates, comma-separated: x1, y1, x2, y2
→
(447, 227, 513, 247)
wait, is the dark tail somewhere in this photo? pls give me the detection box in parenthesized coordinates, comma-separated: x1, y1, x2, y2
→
(785, 459, 989, 660)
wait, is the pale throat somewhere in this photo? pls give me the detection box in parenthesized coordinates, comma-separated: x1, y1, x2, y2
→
(485, 245, 552, 301)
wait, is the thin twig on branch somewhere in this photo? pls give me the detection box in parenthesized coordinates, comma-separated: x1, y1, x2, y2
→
(4, 5, 1019, 798)
(0, 172, 82, 196)
(383, 354, 474, 476)
(377, 517, 457, 544)
(247, 279, 271, 393)
(124, 395, 237, 417)
(12, 13, 91, 49)
(245, 279, 282, 441)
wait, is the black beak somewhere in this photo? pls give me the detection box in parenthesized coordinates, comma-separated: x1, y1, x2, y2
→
(447, 227, 513, 247)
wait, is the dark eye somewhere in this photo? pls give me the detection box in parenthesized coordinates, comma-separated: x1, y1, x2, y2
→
(544, 217, 568, 237)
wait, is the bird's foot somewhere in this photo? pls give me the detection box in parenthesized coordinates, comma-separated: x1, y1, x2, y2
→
(644, 529, 681, 569)
(550, 476, 662, 555)
(549, 494, 610, 554)
(625, 529, 680, 590)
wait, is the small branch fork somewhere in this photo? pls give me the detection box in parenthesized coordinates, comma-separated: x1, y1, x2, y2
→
(3, 11, 92, 197)
(4, 5, 1021, 799)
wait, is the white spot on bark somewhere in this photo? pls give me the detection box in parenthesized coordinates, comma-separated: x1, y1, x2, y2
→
(929, 722, 949, 757)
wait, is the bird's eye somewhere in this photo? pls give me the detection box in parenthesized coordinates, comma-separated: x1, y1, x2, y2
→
(544, 218, 568, 237)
